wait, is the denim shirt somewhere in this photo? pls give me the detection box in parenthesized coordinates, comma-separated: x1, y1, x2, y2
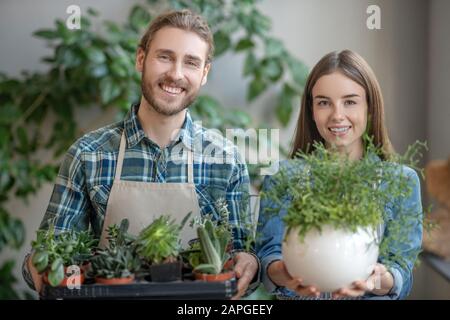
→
(256, 158, 423, 300)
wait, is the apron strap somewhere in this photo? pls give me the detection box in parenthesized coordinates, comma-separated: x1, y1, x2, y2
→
(187, 149, 194, 184)
(114, 132, 127, 181)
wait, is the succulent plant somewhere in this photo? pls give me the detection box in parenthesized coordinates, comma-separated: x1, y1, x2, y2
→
(31, 227, 97, 286)
(91, 218, 140, 279)
(135, 213, 191, 265)
(193, 209, 233, 275)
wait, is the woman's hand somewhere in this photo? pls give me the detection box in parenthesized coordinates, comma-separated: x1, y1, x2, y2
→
(332, 263, 394, 299)
(268, 260, 320, 297)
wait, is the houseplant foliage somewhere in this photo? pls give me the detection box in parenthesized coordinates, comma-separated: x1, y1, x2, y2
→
(135, 213, 191, 282)
(189, 198, 234, 280)
(31, 227, 97, 287)
(261, 136, 427, 291)
(0, 0, 308, 297)
(91, 219, 141, 283)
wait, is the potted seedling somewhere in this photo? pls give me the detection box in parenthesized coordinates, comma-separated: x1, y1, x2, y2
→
(31, 227, 97, 287)
(91, 219, 140, 285)
(262, 137, 426, 292)
(135, 213, 191, 282)
(192, 200, 235, 282)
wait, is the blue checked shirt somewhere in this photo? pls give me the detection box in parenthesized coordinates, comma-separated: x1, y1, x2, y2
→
(23, 103, 259, 291)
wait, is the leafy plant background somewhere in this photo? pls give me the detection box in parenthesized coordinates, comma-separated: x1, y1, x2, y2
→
(0, 0, 308, 298)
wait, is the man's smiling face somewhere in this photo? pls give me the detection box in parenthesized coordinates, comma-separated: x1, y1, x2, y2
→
(136, 26, 210, 116)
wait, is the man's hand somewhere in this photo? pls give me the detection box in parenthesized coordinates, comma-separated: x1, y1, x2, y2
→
(231, 252, 259, 300)
(268, 260, 320, 297)
(332, 263, 394, 299)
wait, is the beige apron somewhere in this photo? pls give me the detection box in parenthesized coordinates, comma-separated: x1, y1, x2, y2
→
(99, 132, 201, 248)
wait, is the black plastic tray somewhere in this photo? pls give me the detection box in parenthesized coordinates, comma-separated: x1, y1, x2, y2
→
(40, 278, 237, 300)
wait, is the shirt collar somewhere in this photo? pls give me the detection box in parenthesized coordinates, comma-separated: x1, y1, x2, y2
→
(123, 103, 195, 150)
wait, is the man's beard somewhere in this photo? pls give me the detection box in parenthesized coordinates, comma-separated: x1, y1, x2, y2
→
(141, 68, 199, 117)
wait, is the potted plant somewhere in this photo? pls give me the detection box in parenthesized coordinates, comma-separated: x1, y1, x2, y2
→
(31, 227, 97, 287)
(91, 219, 140, 285)
(261, 137, 426, 292)
(193, 218, 235, 282)
(135, 213, 191, 282)
(191, 199, 235, 282)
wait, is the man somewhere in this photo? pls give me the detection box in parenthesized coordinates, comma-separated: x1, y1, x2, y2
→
(23, 9, 259, 299)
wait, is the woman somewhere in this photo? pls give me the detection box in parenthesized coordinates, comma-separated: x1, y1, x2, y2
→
(256, 50, 423, 300)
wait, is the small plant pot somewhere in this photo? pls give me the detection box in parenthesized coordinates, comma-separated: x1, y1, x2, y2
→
(43, 266, 85, 287)
(194, 270, 235, 282)
(149, 261, 183, 282)
(95, 275, 135, 285)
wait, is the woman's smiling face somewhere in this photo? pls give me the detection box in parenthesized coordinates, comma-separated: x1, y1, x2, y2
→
(312, 71, 368, 160)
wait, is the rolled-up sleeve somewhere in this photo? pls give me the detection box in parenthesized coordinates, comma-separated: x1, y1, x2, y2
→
(256, 174, 290, 294)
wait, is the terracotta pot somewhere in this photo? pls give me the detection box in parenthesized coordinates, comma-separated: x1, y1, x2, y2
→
(194, 270, 235, 282)
(95, 275, 135, 285)
(43, 266, 85, 287)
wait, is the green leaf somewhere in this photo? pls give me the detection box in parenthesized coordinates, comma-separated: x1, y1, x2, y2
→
(264, 37, 284, 57)
(85, 47, 106, 64)
(276, 84, 296, 126)
(17, 127, 29, 151)
(0, 103, 20, 124)
(48, 262, 64, 287)
(33, 29, 59, 40)
(99, 78, 121, 105)
(0, 171, 14, 194)
(0, 210, 25, 249)
(213, 31, 231, 57)
(261, 58, 283, 81)
(193, 263, 217, 274)
(227, 109, 252, 127)
(110, 62, 128, 78)
(247, 77, 267, 102)
(129, 5, 151, 31)
(250, 9, 271, 35)
(243, 53, 257, 76)
(55, 46, 81, 67)
(32, 251, 48, 273)
(235, 38, 254, 51)
(286, 55, 309, 87)
(90, 64, 108, 78)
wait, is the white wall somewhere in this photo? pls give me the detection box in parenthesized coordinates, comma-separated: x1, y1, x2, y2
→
(427, 0, 450, 161)
(0, 0, 448, 298)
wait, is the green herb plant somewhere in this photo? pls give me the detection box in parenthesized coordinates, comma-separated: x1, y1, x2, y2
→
(261, 135, 427, 267)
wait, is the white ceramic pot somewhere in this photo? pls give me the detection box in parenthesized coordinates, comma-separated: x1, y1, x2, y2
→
(282, 225, 379, 292)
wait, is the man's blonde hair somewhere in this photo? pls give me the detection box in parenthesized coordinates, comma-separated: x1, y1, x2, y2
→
(139, 9, 214, 64)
